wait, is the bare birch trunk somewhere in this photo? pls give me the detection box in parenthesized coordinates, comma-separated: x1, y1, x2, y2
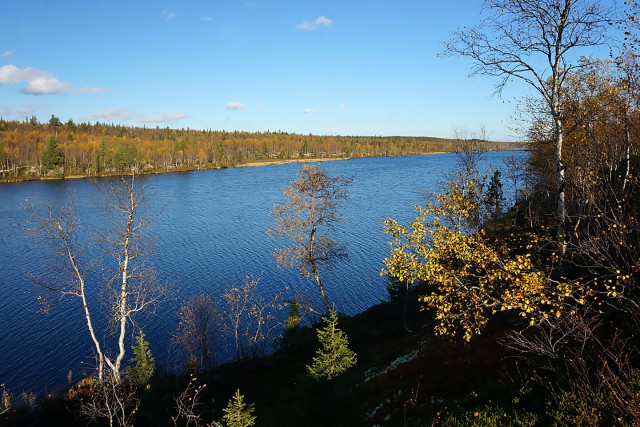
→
(114, 177, 136, 381)
(622, 122, 631, 192)
(313, 264, 330, 312)
(61, 227, 107, 382)
(554, 116, 567, 255)
(309, 226, 331, 312)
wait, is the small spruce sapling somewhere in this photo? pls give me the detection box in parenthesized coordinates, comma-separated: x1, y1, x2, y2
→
(211, 389, 256, 427)
(306, 307, 357, 380)
(127, 329, 155, 388)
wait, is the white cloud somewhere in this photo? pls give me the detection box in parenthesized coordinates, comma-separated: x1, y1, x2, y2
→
(303, 108, 316, 114)
(24, 77, 106, 95)
(92, 108, 133, 121)
(296, 16, 332, 31)
(255, 103, 264, 109)
(140, 112, 187, 123)
(0, 64, 108, 95)
(338, 102, 347, 110)
(91, 109, 187, 123)
(225, 101, 246, 111)
(0, 65, 42, 84)
(164, 11, 176, 21)
(1, 103, 48, 118)
(1, 51, 13, 58)
(200, 16, 213, 22)
(23, 76, 67, 94)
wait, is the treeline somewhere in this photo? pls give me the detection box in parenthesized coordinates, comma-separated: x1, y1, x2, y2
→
(0, 117, 510, 180)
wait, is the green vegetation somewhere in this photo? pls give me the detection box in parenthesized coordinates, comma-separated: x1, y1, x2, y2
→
(306, 308, 357, 380)
(127, 330, 156, 388)
(484, 169, 505, 223)
(42, 134, 63, 172)
(211, 390, 257, 427)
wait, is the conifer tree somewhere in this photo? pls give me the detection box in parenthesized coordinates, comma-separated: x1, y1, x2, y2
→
(484, 169, 505, 223)
(127, 329, 155, 387)
(306, 308, 357, 380)
(48, 114, 62, 127)
(42, 135, 63, 170)
(211, 389, 256, 427)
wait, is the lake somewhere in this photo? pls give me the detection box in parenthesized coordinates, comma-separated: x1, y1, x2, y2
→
(0, 152, 520, 394)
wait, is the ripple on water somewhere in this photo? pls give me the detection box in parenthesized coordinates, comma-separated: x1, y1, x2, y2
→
(0, 152, 523, 393)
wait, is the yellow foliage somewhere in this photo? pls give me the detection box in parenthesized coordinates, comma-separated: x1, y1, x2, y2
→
(382, 170, 572, 341)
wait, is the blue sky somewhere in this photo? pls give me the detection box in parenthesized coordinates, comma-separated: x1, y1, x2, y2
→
(0, 1, 615, 141)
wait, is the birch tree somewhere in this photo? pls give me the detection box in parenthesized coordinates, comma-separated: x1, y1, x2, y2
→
(270, 164, 352, 312)
(31, 175, 167, 383)
(443, 0, 615, 253)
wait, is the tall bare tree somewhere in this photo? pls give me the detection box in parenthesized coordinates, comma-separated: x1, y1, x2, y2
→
(173, 295, 217, 372)
(452, 126, 488, 174)
(270, 164, 353, 312)
(218, 275, 283, 360)
(32, 175, 167, 383)
(443, 0, 615, 253)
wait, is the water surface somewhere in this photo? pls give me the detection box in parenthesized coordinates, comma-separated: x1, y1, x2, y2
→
(0, 152, 518, 393)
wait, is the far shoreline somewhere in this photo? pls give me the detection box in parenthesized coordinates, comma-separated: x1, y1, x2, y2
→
(235, 152, 451, 168)
(0, 151, 457, 184)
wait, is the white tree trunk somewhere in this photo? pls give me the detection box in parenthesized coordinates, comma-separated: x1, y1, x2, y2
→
(554, 115, 567, 255)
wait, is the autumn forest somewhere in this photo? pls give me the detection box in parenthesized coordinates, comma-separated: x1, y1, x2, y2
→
(0, 117, 507, 181)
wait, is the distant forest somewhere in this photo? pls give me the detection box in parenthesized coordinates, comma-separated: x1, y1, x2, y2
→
(0, 116, 512, 180)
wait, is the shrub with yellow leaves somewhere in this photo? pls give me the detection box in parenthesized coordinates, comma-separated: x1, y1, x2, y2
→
(382, 168, 571, 341)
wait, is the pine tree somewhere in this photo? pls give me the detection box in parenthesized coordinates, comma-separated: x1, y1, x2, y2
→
(211, 389, 256, 427)
(48, 114, 62, 127)
(127, 330, 155, 387)
(306, 308, 357, 381)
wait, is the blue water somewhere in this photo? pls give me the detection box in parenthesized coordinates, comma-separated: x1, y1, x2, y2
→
(0, 152, 519, 394)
